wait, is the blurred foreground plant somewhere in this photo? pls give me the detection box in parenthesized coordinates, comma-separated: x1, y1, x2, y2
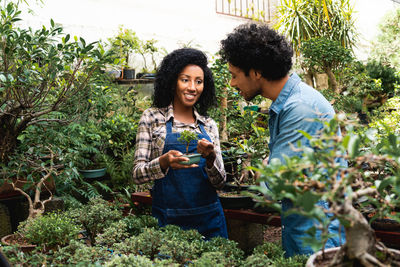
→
(251, 115, 400, 265)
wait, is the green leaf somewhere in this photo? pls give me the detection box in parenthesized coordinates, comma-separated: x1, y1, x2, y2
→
(298, 130, 312, 140)
(0, 74, 6, 82)
(299, 191, 320, 212)
(347, 135, 360, 158)
(378, 176, 395, 194)
(50, 18, 54, 27)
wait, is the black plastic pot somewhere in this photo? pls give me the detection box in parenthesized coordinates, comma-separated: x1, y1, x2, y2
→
(122, 68, 135, 80)
(218, 192, 255, 210)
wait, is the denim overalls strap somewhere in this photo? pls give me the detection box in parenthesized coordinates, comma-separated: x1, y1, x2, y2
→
(152, 118, 228, 239)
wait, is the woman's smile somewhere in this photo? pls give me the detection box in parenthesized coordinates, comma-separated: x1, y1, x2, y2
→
(174, 64, 204, 108)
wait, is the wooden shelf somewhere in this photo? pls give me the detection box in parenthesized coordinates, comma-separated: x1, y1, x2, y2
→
(114, 78, 154, 85)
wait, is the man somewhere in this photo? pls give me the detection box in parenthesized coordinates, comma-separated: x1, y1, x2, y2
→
(219, 23, 345, 257)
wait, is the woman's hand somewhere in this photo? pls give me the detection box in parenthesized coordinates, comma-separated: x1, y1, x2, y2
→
(159, 150, 198, 171)
(197, 138, 216, 168)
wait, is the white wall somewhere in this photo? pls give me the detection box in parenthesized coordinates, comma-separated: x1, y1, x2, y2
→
(20, 0, 258, 71)
(19, 0, 399, 67)
(353, 0, 400, 61)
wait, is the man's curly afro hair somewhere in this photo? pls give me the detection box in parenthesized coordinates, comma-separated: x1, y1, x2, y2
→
(153, 48, 216, 116)
(220, 23, 293, 81)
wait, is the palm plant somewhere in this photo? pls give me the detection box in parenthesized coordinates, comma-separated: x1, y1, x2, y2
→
(274, 0, 357, 55)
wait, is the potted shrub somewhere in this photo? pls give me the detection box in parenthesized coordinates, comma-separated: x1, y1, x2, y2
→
(67, 122, 108, 179)
(108, 26, 139, 80)
(252, 115, 400, 266)
(177, 130, 200, 165)
(0, 145, 68, 250)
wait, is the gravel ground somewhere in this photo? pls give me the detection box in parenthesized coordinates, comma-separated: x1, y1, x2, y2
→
(264, 226, 281, 243)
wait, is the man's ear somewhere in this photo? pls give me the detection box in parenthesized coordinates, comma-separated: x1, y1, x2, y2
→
(250, 69, 262, 80)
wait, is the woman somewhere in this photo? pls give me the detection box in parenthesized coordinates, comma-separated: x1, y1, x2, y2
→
(132, 48, 228, 239)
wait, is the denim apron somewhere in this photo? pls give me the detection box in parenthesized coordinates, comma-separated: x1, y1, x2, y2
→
(151, 119, 228, 239)
(281, 199, 345, 257)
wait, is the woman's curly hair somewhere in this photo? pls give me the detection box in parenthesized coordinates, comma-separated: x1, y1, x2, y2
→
(220, 23, 293, 81)
(153, 48, 216, 116)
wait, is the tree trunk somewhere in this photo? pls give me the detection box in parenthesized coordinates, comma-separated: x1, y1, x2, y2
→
(219, 87, 228, 142)
(325, 67, 339, 94)
(305, 69, 315, 87)
(342, 202, 376, 261)
(0, 126, 18, 163)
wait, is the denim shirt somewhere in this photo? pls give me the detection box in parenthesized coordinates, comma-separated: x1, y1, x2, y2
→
(268, 73, 335, 164)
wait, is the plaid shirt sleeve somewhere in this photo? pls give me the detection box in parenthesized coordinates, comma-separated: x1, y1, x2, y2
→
(132, 109, 165, 184)
(204, 118, 226, 189)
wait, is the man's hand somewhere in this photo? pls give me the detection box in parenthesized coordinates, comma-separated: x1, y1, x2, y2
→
(197, 138, 216, 168)
(159, 150, 198, 171)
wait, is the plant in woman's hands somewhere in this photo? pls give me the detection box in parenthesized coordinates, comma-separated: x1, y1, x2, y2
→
(178, 130, 199, 154)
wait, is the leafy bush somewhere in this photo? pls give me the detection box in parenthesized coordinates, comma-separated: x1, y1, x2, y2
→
(105, 254, 153, 267)
(18, 212, 80, 248)
(190, 252, 229, 267)
(365, 60, 400, 97)
(369, 96, 400, 137)
(100, 113, 138, 160)
(241, 254, 273, 266)
(252, 242, 285, 260)
(69, 198, 123, 244)
(52, 240, 110, 265)
(202, 236, 244, 266)
(96, 220, 130, 247)
(1, 246, 49, 266)
(301, 37, 353, 92)
(273, 254, 308, 266)
(112, 227, 163, 259)
(122, 215, 159, 235)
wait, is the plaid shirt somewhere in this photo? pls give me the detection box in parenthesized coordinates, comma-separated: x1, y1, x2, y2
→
(132, 104, 226, 188)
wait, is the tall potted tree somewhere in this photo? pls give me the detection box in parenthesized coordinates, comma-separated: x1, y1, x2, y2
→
(252, 116, 400, 266)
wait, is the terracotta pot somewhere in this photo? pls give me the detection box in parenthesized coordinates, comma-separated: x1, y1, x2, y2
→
(1, 234, 36, 252)
(0, 177, 55, 199)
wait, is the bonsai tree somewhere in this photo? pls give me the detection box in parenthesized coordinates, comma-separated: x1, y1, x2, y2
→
(252, 115, 400, 266)
(300, 37, 353, 93)
(1, 145, 63, 219)
(177, 130, 199, 154)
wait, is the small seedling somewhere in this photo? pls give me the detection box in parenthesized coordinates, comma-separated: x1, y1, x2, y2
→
(177, 130, 199, 154)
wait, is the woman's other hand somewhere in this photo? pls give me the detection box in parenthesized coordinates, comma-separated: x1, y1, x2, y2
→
(197, 138, 216, 168)
(159, 150, 198, 171)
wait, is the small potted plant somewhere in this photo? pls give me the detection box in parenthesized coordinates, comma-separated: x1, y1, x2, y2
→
(177, 130, 200, 165)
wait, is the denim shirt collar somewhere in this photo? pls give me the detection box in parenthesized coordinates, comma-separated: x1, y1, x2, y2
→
(270, 73, 301, 115)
